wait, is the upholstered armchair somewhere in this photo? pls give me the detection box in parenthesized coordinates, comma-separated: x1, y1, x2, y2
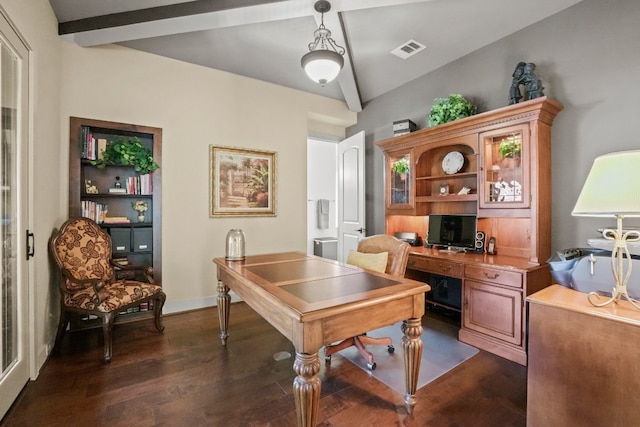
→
(49, 217, 166, 363)
(324, 234, 411, 369)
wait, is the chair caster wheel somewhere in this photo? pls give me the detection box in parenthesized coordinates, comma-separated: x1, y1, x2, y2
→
(387, 345, 395, 353)
(367, 362, 376, 370)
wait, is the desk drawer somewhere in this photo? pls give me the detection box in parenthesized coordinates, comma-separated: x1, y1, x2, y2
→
(465, 265, 522, 288)
(407, 256, 462, 278)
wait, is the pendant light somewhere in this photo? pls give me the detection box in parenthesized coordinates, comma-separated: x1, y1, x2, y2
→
(301, 0, 345, 86)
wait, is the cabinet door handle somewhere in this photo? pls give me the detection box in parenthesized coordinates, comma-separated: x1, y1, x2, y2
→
(483, 271, 499, 279)
(437, 263, 451, 272)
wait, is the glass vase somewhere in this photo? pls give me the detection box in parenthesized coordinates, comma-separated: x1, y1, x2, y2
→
(225, 229, 246, 261)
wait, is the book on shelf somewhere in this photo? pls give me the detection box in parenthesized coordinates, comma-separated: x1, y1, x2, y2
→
(81, 200, 108, 223)
(126, 173, 153, 195)
(108, 188, 127, 194)
(103, 216, 131, 224)
(97, 138, 107, 160)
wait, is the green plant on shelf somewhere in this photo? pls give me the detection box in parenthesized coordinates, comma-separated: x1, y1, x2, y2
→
(392, 157, 410, 175)
(428, 94, 477, 127)
(498, 137, 522, 158)
(91, 136, 159, 175)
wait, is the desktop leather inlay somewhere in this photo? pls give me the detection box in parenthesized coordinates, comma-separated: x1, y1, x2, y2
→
(281, 273, 401, 304)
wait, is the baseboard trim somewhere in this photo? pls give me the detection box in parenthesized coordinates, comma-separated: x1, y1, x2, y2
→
(164, 291, 242, 315)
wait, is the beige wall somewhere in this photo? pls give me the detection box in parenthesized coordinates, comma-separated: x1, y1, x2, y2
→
(58, 43, 356, 315)
(0, 0, 63, 373)
(0, 0, 355, 378)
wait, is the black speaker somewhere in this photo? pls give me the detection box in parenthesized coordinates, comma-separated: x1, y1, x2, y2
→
(474, 231, 486, 253)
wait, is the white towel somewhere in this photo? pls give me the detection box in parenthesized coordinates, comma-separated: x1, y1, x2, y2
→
(317, 199, 330, 229)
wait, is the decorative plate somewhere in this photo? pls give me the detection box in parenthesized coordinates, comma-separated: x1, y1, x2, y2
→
(442, 151, 464, 174)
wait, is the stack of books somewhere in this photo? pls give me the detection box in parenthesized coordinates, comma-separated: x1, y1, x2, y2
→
(103, 216, 130, 224)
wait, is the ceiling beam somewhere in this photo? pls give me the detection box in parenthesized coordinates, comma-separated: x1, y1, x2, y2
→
(57, 0, 434, 113)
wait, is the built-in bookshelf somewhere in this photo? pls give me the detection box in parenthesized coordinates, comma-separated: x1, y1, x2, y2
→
(68, 117, 162, 325)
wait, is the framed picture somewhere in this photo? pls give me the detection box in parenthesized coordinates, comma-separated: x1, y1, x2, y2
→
(210, 145, 277, 217)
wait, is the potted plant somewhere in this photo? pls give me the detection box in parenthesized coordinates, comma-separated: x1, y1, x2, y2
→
(132, 200, 148, 222)
(498, 137, 522, 168)
(428, 94, 477, 127)
(392, 157, 410, 179)
(498, 138, 522, 158)
(92, 136, 159, 175)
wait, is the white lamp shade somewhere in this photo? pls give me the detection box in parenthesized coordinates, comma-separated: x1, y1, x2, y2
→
(572, 150, 640, 217)
(301, 49, 344, 85)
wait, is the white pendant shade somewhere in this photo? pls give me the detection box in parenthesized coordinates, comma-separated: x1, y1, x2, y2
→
(301, 1, 345, 86)
(301, 49, 344, 85)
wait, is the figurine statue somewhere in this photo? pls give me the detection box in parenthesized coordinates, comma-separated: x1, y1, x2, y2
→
(508, 62, 545, 104)
(509, 62, 526, 105)
(522, 63, 545, 99)
(84, 179, 98, 194)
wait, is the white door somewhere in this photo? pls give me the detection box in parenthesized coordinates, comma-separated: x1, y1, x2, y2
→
(337, 131, 365, 263)
(0, 9, 30, 420)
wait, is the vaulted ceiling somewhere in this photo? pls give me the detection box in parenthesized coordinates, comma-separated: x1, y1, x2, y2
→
(49, 0, 584, 112)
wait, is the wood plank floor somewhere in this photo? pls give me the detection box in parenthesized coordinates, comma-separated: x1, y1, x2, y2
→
(1, 303, 527, 426)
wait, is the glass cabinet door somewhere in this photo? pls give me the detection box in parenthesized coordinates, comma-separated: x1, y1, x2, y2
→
(479, 125, 530, 209)
(386, 151, 414, 210)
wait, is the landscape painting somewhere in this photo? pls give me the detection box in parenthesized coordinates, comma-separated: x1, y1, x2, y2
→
(210, 145, 276, 217)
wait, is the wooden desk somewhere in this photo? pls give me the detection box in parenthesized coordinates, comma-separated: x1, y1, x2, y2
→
(527, 285, 640, 426)
(405, 247, 550, 365)
(213, 252, 430, 427)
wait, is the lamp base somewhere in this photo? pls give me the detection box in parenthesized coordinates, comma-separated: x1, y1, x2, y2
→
(587, 215, 640, 310)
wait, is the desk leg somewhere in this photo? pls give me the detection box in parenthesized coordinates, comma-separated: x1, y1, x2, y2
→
(293, 352, 321, 427)
(217, 281, 230, 345)
(402, 317, 423, 413)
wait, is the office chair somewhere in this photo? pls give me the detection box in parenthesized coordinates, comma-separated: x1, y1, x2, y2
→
(324, 234, 411, 369)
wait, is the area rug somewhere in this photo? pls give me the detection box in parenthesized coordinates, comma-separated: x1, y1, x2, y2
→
(336, 318, 479, 395)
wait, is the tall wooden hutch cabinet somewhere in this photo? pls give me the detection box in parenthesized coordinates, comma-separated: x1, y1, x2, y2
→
(68, 117, 162, 324)
(377, 97, 563, 365)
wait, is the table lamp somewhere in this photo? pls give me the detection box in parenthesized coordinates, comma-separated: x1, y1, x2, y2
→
(572, 150, 640, 309)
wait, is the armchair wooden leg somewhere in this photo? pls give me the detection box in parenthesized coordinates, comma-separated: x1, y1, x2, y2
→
(53, 307, 69, 355)
(154, 292, 166, 332)
(102, 312, 115, 363)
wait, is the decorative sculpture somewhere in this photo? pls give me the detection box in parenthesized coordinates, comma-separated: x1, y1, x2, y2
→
(509, 62, 545, 104)
(509, 62, 526, 105)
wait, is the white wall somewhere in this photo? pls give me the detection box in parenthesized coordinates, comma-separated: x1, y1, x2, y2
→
(57, 43, 357, 315)
(306, 138, 338, 255)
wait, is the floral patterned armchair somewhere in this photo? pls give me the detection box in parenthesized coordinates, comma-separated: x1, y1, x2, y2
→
(49, 217, 166, 362)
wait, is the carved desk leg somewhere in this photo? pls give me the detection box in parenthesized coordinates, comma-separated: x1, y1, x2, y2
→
(293, 352, 321, 427)
(402, 317, 424, 413)
(217, 280, 230, 345)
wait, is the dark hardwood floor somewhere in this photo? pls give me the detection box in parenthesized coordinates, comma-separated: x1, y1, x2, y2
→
(1, 303, 527, 426)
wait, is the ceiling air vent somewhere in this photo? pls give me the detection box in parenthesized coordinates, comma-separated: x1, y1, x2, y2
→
(391, 39, 426, 59)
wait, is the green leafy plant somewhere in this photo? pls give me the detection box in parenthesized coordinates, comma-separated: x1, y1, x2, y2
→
(428, 94, 477, 127)
(392, 157, 410, 175)
(498, 137, 522, 158)
(91, 136, 159, 174)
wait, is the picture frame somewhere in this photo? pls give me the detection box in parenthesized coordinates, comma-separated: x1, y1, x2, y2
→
(209, 145, 277, 217)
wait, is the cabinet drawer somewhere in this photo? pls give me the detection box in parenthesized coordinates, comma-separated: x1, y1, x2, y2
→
(407, 256, 463, 278)
(133, 227, 153, 252)
(465, 265, 522, 288)
(110, 228, 131, 253)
